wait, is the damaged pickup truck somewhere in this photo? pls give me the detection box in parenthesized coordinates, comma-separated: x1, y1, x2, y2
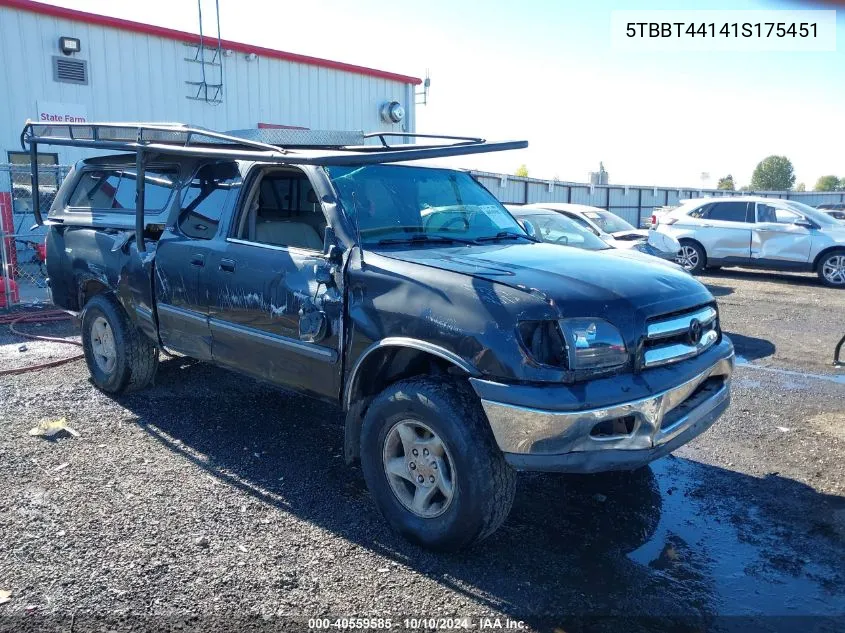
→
(26, 122, 734, 550)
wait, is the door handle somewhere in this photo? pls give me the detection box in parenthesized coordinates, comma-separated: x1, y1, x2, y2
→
(190, 254, 205, 267)
(700, 223, 714, 228)
(220, 258, 236, 272)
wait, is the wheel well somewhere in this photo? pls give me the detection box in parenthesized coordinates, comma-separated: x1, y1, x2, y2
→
(347, 347, 469, 409)
(343, 346, 473, 464)
(813, 246, 845, 271)
(78, 278, 111, 309)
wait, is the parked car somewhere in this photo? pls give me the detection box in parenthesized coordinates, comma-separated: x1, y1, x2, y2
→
(29, 122, 734, 551)
(506, 206, 685, 271)
(522, 203, 681, 260)
(655, 196, 845, 287)
(817, 203, 845, 222)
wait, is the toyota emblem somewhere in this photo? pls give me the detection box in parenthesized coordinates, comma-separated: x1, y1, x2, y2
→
(688, 318, 703, 346)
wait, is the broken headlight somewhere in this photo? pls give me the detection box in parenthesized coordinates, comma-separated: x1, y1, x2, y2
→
(558, 318, 628, 370)
(517, 320, 567, 368)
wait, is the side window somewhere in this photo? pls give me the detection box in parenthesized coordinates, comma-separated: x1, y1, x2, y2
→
(235, 169, 326, 251)
(688, 203, 711, 219)
(68, 170, 121, 208)
(178, 163, 242, 240)
(758, 204, 799, 224)
(706, 202, 750, 223)
(67, 168, 176, 212)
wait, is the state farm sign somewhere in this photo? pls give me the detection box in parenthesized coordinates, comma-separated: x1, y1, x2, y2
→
(37, 101, 88, 123)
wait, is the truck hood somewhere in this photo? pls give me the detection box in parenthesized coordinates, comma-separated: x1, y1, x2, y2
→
(375, 241, 712, 325)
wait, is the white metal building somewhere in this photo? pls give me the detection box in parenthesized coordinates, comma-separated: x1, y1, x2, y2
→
(0, 0, 420, 170)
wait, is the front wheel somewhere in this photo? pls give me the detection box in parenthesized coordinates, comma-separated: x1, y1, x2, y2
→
(678, 241, 707, 274)
(360, 377, 516, 551)
(818, 250, 845, 288)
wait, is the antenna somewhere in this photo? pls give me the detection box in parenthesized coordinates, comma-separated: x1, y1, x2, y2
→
(351, 190, 365, 267)
(416, 70, 431, 105)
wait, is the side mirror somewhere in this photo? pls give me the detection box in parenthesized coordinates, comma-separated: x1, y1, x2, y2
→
(519, 219, 537, 240)
(794, 218, 817, 230)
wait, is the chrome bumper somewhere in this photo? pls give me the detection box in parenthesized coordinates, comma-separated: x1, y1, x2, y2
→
(478, 355, 734, 473)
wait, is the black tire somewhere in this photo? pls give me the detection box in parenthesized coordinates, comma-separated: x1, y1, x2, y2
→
(81, 294, 159, 394)
(678, 240, 707, 274)
(360, 376, 516, 551)
(816, 249, 845, 288)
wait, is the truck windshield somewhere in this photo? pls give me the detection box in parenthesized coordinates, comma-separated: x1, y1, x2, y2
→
(326, 165, 529, 245)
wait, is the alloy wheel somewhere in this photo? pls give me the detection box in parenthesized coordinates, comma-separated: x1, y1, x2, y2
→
(678, 245, 699, 271)
(382, 420, 456, 518)
(822, 255, 845, 285)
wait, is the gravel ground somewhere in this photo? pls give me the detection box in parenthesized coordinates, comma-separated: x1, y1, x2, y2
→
(1, 269, 844, 633)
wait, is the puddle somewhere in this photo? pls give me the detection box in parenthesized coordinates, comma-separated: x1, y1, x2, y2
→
(627, 459, 843, 616)
(735, 355, 845, 386)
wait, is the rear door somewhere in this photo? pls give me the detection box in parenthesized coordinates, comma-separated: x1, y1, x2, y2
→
(693, 201, 753, 263)
(751, 202, 813, 264)
(154, 162, 243, 360)
(202, 165, 343, 400)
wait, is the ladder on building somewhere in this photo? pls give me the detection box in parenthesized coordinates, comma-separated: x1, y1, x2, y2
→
(185, 0, 223, 104)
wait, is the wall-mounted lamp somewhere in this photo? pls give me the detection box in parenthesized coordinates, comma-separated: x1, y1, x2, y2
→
(59, 36, 81, 56)
(245, 52, 258, 61)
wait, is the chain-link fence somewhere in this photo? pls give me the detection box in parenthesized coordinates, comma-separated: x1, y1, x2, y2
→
(1, 163, 70, 308)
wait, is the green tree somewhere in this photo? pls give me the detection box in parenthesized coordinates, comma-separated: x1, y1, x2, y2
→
(717, 175, 735, 190)
(796, 182, 806, 192)
(515, 164, 529, 178)
(814, 175, 841, 191)
(749, 155, 796, 191)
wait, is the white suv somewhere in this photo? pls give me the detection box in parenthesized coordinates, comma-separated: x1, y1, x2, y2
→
(657, 196, 845, 287)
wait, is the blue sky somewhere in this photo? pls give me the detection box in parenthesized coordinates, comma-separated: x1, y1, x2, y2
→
(54, 0, 843, 188)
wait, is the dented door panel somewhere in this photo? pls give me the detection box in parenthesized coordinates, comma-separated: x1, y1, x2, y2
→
(203, 238, 342, 400)
(153, 231, 213, 360)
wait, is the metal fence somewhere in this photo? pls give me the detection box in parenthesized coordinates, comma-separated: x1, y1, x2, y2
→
(471, 171, 845, 228)
(3, 161, 845, 307)
(0, 163, 69, 308)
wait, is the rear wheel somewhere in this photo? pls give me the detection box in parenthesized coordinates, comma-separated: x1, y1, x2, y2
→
(678, 241, 706, 274)
(818, 250, 845, 288)
(81, 294, 159, 393)
(360, 377, 516, 551)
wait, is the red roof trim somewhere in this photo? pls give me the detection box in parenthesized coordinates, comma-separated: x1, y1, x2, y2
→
(0, 0, 422, 85)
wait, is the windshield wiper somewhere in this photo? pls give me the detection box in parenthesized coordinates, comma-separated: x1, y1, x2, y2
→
(474, 231, 534, 243)
(375, 234, 474, 246)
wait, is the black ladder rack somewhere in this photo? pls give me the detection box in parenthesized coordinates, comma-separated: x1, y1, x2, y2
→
(21, 120, 528, 248)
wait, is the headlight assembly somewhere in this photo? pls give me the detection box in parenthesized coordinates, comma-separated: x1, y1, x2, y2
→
(558, 318, 628, 370)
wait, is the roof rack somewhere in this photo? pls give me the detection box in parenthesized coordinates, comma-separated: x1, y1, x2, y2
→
(21, 121, 527, 247)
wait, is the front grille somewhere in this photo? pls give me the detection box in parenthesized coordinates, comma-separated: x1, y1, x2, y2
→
(642, 305, 718, 369)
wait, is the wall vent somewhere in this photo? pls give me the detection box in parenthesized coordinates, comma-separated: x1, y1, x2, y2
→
(52, 56, 88, 85)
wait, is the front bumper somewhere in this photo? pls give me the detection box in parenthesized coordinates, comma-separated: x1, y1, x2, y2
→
(471, 339, 734, 473)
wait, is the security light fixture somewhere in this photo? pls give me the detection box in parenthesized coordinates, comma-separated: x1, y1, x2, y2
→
(59, 36, 81, 56)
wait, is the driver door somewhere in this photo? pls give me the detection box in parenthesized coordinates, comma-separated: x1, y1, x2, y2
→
(751, 203, 813, 264)
(203, 166, 343, 401)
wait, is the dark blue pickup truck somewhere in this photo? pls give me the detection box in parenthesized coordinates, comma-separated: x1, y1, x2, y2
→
(27, 123, 734, 550)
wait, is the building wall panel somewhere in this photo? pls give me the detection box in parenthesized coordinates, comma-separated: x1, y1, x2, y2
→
(0, 4, 416, 165)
